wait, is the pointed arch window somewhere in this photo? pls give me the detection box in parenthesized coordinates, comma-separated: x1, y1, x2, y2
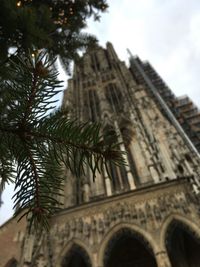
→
(105, 83, 123, 113)
(87, 89, 100, 122)
(83, 89, 100, 121)
(91, 53, 100, 72)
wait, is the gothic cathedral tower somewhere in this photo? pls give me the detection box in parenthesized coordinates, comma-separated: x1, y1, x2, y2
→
(1, 43, 200, 267)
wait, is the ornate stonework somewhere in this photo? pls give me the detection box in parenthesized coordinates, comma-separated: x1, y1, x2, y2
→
(23, 179, 200, 267)
(1, 42, 200, 267)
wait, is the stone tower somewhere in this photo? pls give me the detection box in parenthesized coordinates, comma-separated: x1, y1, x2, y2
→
(1, 42, 200, 267)
(129, 55, 200, 152)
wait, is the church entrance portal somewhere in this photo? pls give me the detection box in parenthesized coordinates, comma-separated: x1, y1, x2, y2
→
(61, 244, 92, 267)
(104, 228, 157, 267)
(166, 222, 200, 267)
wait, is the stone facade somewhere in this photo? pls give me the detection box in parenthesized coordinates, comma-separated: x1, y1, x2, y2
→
(129, 56, 200, 153)
(1, 42, 200, 267)
(38, 179, 200, 267)
(0, 215, 26, 267)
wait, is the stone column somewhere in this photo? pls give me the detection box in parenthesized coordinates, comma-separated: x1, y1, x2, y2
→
(83, 182, 90, 202)
(149, 165, 160, 183)
(82, 165, 91, 203)
(19, 234, 35, 267)
(159, 141, 176, 179)
(129, 112, 152, 184)
(104, 167, 112, 196)
(155, 251, 172, 267)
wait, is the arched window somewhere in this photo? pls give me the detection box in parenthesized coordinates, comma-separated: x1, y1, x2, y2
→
(84, 89, 100, 122)
(88, 90, 100, 122)
(61, 244, 92, 267)
(166, 221, 200, 267)
(104, 228, 157, 267)
(105, 83, 123, 113)
(91, 53, 100, 72)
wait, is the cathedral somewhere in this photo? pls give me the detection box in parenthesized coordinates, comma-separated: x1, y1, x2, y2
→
(1, 42, 200, 267)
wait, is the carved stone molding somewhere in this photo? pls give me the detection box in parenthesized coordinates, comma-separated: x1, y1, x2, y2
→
(49, 188, 198, 260)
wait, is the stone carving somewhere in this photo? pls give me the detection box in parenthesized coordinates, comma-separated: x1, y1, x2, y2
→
(35, 255, 47, 267)
(49, 190, 197, 255)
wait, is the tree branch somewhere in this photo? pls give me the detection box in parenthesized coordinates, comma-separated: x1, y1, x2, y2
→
(21, 68, 38, 126)
(0, 125, 116, 159)
(23, 140, 40, 210)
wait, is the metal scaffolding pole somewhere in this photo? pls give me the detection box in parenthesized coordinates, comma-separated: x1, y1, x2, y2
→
(127, 48, 200, 159)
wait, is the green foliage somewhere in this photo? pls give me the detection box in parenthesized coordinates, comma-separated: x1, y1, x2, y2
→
(0, 0, 108, 69)
(0, 53, 125, 230)
(0, 0, 122, 231)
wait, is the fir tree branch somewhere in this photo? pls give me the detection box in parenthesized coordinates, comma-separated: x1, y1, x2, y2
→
(0, 51, 125, 230)
(23, 140, 40, 210)
(21, 66, 38, 126)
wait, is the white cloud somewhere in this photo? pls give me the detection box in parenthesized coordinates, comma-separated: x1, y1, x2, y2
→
(86, 0, 200, 106)
(189, 13, 200, 54)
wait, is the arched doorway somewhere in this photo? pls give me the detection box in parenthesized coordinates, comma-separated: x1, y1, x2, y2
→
(104, 228, 157, 267)
(166, 221, 200, 267)
(61, 244, 92, 267)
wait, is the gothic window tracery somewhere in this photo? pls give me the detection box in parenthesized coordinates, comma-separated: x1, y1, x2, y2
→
(87, 89, 100, 122)
(105, 83, 123, 113)
(83, 89, 100, 122)
(91, 53, 100, 72)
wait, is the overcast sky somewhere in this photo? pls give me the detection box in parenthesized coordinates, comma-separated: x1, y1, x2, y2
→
(87, 0, 200, 104)
(1, 0, 200, 225)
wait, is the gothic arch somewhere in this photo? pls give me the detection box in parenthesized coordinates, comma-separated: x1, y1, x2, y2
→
(56, 239, 93, 267)
(160, 213, 200, 251)
(104, 83, 123, 113)
(97, 223, 159, 267)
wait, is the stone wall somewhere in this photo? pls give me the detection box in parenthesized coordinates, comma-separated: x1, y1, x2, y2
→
(0, 215, 26, 267)
(26, 178, 200, 267)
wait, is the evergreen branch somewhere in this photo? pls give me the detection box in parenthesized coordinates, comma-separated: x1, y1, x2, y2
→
(21, 65, 38, 126)
(0, 0, 108, 71)
(0, 51, 125, 230)
(23, 140, 40, 210)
